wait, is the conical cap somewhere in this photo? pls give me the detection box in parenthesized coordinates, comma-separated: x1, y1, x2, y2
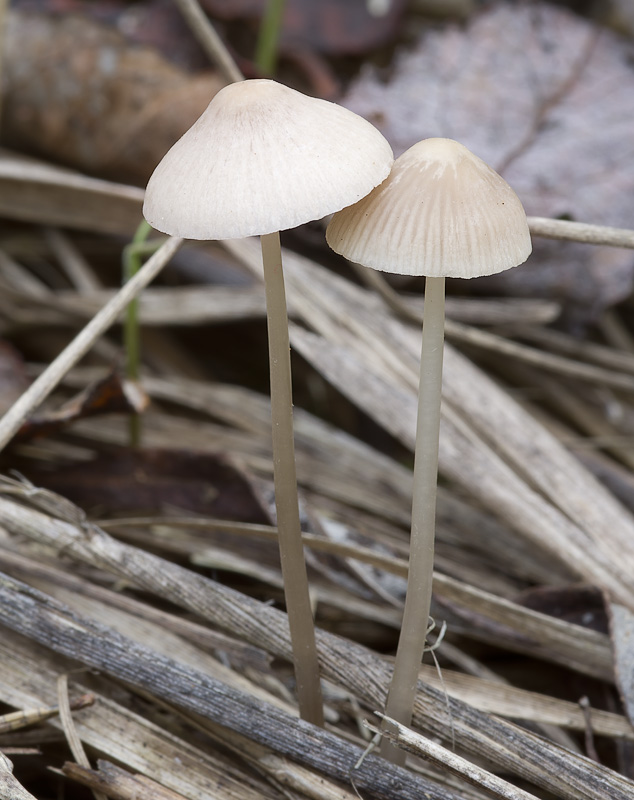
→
(326, 138, 531, 278)
(143, 79, 393, 240)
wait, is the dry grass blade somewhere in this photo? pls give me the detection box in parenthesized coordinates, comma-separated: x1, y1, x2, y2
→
(196, 723, 365, 800)
(512, 324, 634, 374)
(44, 227, 101, 293)
(527, 217, 634, 249)
(63, 384, 612, 680)
(0, 236, 182, 450)
(224, 238, 634, 608)
(49, 285, 267, 325)
(0, 549, 299, 715)
(355, 262, 561, 326)
(0, 632, 273, 800)
(417, 665, 632, 740)
(444, 319, 634, 392)
(172, 0, 242, 83)
(0, 495, 629, 800)
(56, 675, 108, 800)
(0, 696, 93, 734)
(0, 752, 38, 800)
(0, 150, 143, 235)
(0, 571, 458, 800)
(62, 761, 189, 800)
(431, 573, 611, 680)
(94, 513, 612, 680)
(288, 325, 634, 608)
(369, 713, 539, 800)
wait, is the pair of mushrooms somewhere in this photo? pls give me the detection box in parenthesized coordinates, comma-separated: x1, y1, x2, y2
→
(144, 80, 531, 754)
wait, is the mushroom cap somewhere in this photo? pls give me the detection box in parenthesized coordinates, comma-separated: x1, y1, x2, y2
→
(326, 138, 532, 278)
(143, 79, 393, 240)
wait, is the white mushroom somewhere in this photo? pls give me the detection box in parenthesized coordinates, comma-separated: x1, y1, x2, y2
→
(144, 79, 393, 727)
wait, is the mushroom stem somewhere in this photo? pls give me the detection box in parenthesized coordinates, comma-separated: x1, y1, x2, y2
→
(381, 275, 445, 763)
(260, 231, 324, 727)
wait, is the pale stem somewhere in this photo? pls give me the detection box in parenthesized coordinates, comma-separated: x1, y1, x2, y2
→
(260, 231, 324, 727)
(381, 275, 445, 763)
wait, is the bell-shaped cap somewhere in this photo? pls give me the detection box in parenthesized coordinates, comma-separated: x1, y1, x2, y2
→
(326, 138, 532, 278)
(143, 79, 393, 241)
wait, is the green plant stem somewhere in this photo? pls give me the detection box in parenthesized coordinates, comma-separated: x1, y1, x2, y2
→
(0, 237, 182, 452)
(255, 0, 287, 74)
(260, 231, 324, 727)
(381, 275, 445, 764)
(123, 220, 154, 448)
(0, 0, 8, 132)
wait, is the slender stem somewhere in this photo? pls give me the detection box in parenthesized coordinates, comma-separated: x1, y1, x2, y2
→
(381, 275, 445, 763)
(0, 237, 183, 451)
(172, 0, 243, 84)
(255, 0, 287, 75)
(527, 216, 634, 249)
(260, 231, 324, 727)
(123, 220, 154, 448)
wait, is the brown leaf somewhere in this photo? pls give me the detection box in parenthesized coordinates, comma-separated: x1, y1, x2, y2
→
(17, 370, 148, 442)
(2, 11, 224, 184)
(27, 449, 267, 520)
(343, 3, 634, 323)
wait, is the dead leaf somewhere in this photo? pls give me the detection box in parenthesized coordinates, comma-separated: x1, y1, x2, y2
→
(0, 150, 144, 235)
(343, 3, 634, 324)
(2, 11, 224, 184)
(17, 371, 148, 442)
(26, 449, 267, 521)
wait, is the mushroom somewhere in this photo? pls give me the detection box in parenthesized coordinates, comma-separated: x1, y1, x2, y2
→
(326, 137, 531, 758)
(143, 79, 393, 726)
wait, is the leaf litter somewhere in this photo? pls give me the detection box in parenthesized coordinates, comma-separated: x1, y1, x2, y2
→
(2, 3, 634, 800)
(343, 2, 634, 323)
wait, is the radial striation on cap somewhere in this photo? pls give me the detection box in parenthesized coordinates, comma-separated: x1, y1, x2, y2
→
(143, 79, 394, 241)
(326, 137, 532, 279)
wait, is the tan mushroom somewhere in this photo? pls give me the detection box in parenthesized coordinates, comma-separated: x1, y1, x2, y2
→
(327, 137, 531, 759)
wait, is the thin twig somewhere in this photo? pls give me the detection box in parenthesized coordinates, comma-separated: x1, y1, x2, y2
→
(172, 0, 243, 83)
(445, 319, 634, 392)
(527, 217, 634, 249)
(368, 713, 540, 800)
(57, 675, 108, 800)
(44, 228, 102, 294)
(0, 237, 182, 451)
